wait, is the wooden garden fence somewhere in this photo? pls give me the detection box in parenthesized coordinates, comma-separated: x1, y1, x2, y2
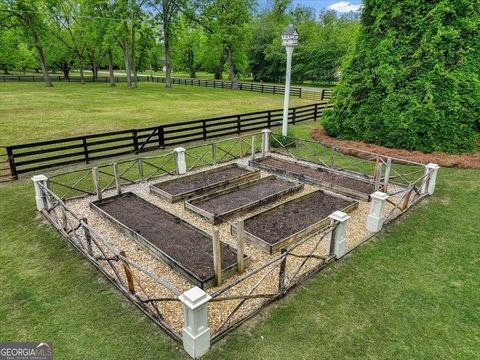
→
(31, 132, 436, 353)
(1, 102, 333, 181)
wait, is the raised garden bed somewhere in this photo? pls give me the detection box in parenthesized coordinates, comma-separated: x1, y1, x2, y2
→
(150, 163, 260, 203)
(250, 156, 375, 200)
(185, 175, 303, 224)
(90, 192, 249, 289)
(231, 190, 358, 254)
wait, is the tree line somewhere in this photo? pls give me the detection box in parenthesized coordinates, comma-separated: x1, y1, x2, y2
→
(0, 0, 360, 88)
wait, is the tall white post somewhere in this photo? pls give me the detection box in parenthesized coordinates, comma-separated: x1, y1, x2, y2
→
(421, 163, 440, 195)
(261, 129, 271, 156)
(366, 191, 389, 232)
(179, 287, 211, 359)
(282, 46, 294, 136)
(174, 147, 187, 175)
(32, 175, 49, 211)
(328, 211, 350, 258)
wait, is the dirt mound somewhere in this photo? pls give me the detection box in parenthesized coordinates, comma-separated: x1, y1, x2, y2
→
(310, 128, 480, 169)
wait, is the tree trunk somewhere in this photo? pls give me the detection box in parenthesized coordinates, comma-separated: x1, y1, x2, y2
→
(62, 66, 70, 80)
(226, 46, 238, 89)
(163, 7, 172, 88)
(131, 26, 138, 88)
(108, 49, 116, 86)
(186, 45, 195, 78)
(79, 65, 85, 85)
(123, 40, 132, 88)
(91, 61, 97, 81)
(27, 15, 52, 87)
(214, 54, 225, 80)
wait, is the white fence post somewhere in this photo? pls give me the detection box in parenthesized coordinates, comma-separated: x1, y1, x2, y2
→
(179, 286, 212, 359)
(32, 175, 49, 211)
(366, 191, 389, 232)
(421, 163, 440, 195)
(250, 135, 256, 161)
(383, 157, 392, 192)
(261, 129, 271, 156)
(328, 211, 350, 258)
(174, 147, 187, 175)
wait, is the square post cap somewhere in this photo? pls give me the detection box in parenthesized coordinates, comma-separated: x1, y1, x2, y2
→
(370, 191, 389, 201)
(32, 175, 48, 182)
(426, 163, 440, 170)
(174, 147, 186, 153)
(262, 129, 271, 134)
(329, 210, 350, 222)
(178, 286, 211, 310)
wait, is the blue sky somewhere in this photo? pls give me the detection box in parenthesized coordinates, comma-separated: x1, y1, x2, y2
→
(277, 1, 362, 14)
(294, 0, 361, 12)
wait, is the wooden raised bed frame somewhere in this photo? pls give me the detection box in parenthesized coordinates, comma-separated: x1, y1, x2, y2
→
(185, 175, 304, 224)
(90, 192, 250, 289)
(231, 190, 358, 254)
(149, 163, 261, 203)
(250, 155, 374, 201)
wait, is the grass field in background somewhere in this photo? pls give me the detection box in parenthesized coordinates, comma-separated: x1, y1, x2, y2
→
(0, 85, 478, 359)
(0, 82, 311, 145)
(2, 70, 338, 89)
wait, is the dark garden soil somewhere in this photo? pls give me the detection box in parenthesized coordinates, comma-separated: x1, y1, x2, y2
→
(154, 165, 251, 195)
(96, 193, 236, 281)
(193, 177, 297, 215)
(311, 127, 480, 169)
(244, 191, 352, 244)
(257, 157, 375, 194)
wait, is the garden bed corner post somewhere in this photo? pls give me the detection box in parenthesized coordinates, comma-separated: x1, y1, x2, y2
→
(421, 163, 440, 195)
(32, 175, 49, 211)
(366, 191, 389, 232)
(174, 147, 187, 175)
(179, 286, 212, 359)
(328, 211, 350, 258)
(261, 129, 271, 157)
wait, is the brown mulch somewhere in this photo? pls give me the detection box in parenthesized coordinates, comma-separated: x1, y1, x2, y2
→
(310, 127, 480, 169)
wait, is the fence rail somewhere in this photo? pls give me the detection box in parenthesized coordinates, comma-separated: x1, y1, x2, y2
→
(2, 103, 333, 180)
(0, 74, 333, 100)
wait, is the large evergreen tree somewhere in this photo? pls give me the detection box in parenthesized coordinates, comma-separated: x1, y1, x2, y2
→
(322, 0, 480, 154)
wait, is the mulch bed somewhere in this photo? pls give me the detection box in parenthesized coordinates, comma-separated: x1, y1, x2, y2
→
(192, 177, 298, 215)
(153, 165, 251, 195)
(311, 127, 480, 169)
(95, 193, 236, 281)
(257, 157, 374, 194)
(244, 191, 352, 244)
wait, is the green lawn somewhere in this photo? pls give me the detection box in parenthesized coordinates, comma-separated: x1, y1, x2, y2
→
(0, 88, 479, 359)
(0, 82, 311, 145)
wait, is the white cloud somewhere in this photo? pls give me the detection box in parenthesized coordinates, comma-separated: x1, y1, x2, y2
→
(327, 1, 362, 12)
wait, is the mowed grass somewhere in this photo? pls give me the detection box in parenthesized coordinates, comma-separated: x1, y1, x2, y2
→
(0, 82, 311, 145)
(0, 84, 479, 359)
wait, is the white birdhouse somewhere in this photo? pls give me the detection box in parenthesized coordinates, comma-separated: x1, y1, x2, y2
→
(281, 25, 299, 47)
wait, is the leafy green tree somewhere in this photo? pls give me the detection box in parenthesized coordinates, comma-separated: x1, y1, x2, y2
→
(172, 16, 205, 77)
(150, 0, 181, 88)
(323, 0, 480, 153)
(0, 28, 18, 74)
(249, 0, 290, 82)
(1, 0, 53, 86)
(187, 0, 254, 85)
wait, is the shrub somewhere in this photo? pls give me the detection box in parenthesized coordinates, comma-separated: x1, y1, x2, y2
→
(322, 0, 480, 154)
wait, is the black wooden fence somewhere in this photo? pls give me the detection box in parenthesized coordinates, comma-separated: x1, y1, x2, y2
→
(1, 102, 333, 180)
(0, 75, 333, 100)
